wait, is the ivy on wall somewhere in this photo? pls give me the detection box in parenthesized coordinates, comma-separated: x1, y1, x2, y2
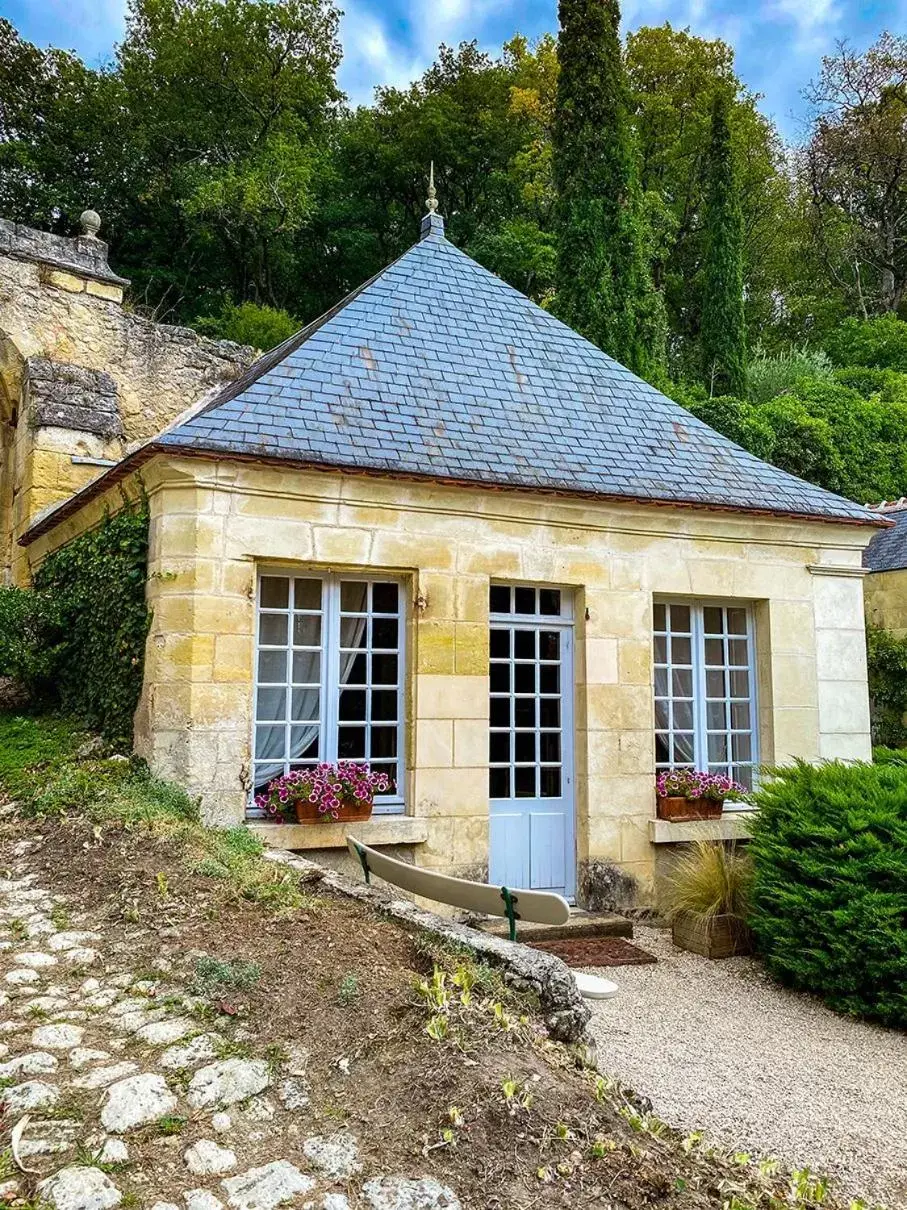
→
(866, 624, 907, 749)
(0, 502, 151, 746)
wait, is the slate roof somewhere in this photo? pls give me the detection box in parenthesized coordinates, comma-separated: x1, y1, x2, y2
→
(22, 213, 885, 544)
(864, 504, 907, 571)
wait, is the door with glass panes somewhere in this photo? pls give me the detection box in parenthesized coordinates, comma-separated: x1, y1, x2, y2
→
(488, 584, 575, 899)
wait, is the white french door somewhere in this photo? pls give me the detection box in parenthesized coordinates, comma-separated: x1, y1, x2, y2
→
(488, 583, 575, 899)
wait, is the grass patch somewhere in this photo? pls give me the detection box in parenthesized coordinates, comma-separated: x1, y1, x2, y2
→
(0, 711, 316, 914)
(191, 955, 262, 999)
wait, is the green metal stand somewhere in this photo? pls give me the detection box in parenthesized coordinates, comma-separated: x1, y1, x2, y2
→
(499, 886, 520, 942)
(352, 840, 371, 885)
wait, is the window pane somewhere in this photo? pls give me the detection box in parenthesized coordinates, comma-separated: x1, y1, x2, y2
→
(293, 579, 321, 610)
(514, 663, 535, 693)
(490, 732, 510, 762)
(259, 613, 288, 646)
(515, 732, 536, 763)
(490, 767, 510, 798)
(540, 731, 561, 762)
(704, 637, 724, 665)
(672, 668, 693, 697)
(258, 649, 287, 683)
(727, 608, 747, 635)
(256, 687, 286, 721)
(343, 653, 368, 685)
(515, 698, 536, 727)
(371, 654, 398, 685)
(371, 690, 397, 722)
(653, 603, 667, 632)
(292, 651, 320, 684)
(708, 733, 728, 762)
(539, 697, 560, 728)
(539, 631, 560, 661)
(673, 700, 693, 730)
(490, 629, 510, 658)
(655, 733, 670, 763)
(735, 766, 754, 790)
(291, 687, 319, 721)
(654, 667, 668, 697)
(370, 727, 397, 759)
(539, 665, 559, 694)
(654, 635, 668, 664)
(673, 733, 694, 763)
(514, 630, 535, 659)
(256, 725, 285, 759)
(372, 582, 398, 613)
(341, 617, 368, 648)
(339, 689, 367, 721)
(490, 663, 510, 693)
(671, 635, 692, 665)
(706, 669, 726, 697)
(292, 615, 321, 647)
(514, 587, 536, 614)
(340, 581, 368, 612)
(703, 607, 724, 635)
(732, 733, 752, 762)
(728, 639, 749, 667)
(260, 577, 289, 608)
(490, 585, 511, 613)
(540, 767, 561, 797)
(730, 669, 750, 697)
(490, 697, 510, 726)
(539, 589, 561, 616)
(372, 617, 398, 649)
(514, 766, 536, 797)
(289, 726, 319, 760)
(670, 604, 691, 632)
(707, 700, 726, 729)
(730, 701, 751, 730)
(655, 700, 669, 729)
(338, 727, 366, 758)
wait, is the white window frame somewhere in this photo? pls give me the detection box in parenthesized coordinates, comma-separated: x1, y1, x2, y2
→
(252, 570, 406, 816)
(653, 598, 759, 799)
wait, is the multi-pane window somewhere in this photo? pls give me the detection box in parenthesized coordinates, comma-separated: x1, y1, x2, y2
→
(653, 601, 757, 790)
(489, 584, 572, 801)
(253, 574, 404, 812)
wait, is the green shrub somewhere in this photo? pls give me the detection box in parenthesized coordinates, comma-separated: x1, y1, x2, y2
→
(4, 503, 151, 745)
(867, 625, 907, 748)
(874, 746, 907, 766)
(749, 760, 907, 1027)
(745, 345, 833, 406)
(824, 314, 907, 372)
(195, 301, 300, 352)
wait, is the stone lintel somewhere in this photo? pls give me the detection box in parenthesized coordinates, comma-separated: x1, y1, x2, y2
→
(248, 816, 429, 851)
(0, 217, 130, 289)
(26, 357, 123, 439)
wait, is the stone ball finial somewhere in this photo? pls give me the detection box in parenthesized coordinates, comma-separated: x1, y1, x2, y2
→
(80, 209, 102, 239)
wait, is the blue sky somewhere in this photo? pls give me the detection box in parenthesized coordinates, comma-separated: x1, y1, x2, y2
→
(2, 0, 904, 140)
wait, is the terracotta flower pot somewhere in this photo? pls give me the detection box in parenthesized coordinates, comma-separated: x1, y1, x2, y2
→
(671, 910, 753, 959)
(656, 795, 723, 822)
(293, 796, 374, 825)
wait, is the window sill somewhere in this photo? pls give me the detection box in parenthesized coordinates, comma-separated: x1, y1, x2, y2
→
(648, 811, 757, 845)
(248, 816, 429, 851)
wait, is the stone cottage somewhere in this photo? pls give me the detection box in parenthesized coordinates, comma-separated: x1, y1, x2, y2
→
(864, 500, 907, 638)
(9, 205, 885, 906)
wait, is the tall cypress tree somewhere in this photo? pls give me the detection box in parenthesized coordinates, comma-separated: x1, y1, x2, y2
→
(552, 0, 663, 379)
(700, 91, 746, 396)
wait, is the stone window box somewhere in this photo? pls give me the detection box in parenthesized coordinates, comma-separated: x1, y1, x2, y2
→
(248, 816, 428, 851)
(648, 811, 757, 845)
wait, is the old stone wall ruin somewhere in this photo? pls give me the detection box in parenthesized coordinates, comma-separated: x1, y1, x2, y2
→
(0, 213, 254, 583)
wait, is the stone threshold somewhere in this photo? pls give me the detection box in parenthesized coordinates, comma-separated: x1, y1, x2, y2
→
(473, 909, 632, 943)
(648, 811, 757, 844)
(248, 816, 429, 851)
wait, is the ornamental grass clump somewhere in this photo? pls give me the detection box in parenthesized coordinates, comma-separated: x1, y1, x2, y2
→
(661, 841, 752, 921)
(749, 759, 907, 1027)
(255, 761, 392, 823)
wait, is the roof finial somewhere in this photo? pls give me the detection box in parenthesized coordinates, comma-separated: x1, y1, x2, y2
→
(420, 162, 444, 240)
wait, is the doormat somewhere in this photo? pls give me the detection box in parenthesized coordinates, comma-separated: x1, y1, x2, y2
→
(528, 936, 657, 967)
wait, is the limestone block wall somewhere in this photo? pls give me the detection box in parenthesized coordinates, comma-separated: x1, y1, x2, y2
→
(0, 216, 253, 583)
(24, 454, 871, 902)
(865, 568, 907, 639)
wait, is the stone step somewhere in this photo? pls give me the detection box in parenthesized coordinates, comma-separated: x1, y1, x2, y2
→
(472, 909, 632, 943)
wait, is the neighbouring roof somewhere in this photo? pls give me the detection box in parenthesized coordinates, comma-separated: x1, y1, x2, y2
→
(22, 212, 885, 545)
(864, 501, 907, 571)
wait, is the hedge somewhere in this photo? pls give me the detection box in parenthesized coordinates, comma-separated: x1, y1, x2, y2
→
(0, 503, 150, 746)
(749, 760, 907, 1027)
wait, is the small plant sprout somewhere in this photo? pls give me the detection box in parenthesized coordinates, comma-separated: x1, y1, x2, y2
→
(337, 973, 359, 1006)
(447, 1106, 464, 1128)
(554, 1121, 570, 1141)
(425, 1015, 448, 1042)
(451, 964, 474, 1006)
(155, 871, 169, 897)
(590, 1137, 616, 1159)
(500, 1077, 532, 1114)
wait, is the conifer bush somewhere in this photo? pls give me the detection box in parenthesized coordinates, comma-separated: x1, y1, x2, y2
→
(749, 760, 907, 1027)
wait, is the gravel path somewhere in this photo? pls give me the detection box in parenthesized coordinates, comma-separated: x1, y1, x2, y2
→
(584, 926, 907, 1209)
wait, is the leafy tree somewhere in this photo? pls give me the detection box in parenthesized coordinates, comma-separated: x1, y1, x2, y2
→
(552, 0, 664, 378)
(700, 91, 746, 395)
(867, 625, 907, 747)
(824, 315, 907, 372)
(745, 346, 833, 405)
(803, 34, 907, 317)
